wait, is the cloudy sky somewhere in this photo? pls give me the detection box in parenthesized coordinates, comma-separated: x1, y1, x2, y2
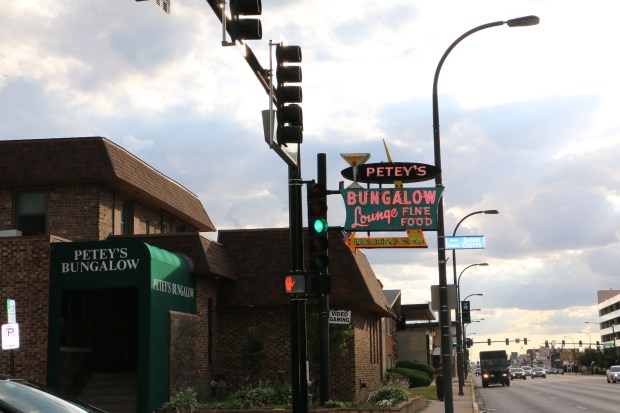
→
(2, 0, 619, 358)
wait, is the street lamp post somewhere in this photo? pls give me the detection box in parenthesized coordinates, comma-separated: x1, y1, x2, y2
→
(461, 294, 482, 377)
(431, 15, 539, 412)
(452, 211, 497, 396)
(457, 294, 484, 376)
(455, 263, 487, 395)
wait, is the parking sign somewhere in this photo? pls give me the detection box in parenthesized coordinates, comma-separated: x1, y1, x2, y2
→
(1, 323, 20, 350)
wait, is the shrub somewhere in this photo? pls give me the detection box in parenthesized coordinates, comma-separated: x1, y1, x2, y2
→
(396, 360, 435, 380)
(230, 382, 291, 408)
(368, 384, 411, 406)
(162, 387, 199, 412)
(386, 368, 432, 388)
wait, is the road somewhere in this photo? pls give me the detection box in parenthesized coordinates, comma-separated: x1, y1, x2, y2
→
(474, 373, 620, 413)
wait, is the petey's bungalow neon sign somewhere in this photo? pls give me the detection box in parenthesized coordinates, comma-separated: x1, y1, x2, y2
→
(340, 187, 442, 231)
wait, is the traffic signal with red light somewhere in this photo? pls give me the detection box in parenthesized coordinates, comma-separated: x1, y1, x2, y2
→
(307, 181, 329, 274)
(545, 340, 549, 348)
(229, 0, 262, 41)
(275, 45, 303, 144)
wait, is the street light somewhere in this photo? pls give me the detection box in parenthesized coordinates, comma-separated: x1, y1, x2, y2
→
(431, 15, 539, 412)
(454, 258, 489, 396)
(461, 296, 482, 378)
(579, 331, 592, 349)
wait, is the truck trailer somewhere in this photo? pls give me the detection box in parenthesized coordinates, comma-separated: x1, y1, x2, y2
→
(479, 350, 511, 387)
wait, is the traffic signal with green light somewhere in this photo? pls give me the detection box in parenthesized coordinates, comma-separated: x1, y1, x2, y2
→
(275, 45, 303, 144)
(307, 181, 329, 275)
(596, 341, 600, 350)
(229, 0, 262, 41)
(562, 339, 565, 348)
(579, 340, 582, 347)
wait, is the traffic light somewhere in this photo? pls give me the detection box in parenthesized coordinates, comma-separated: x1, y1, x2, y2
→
(283, 273, 306, 294)
(229, 0, 262, 41)
(524, 338, 528, 345)
(562, 339, 565, 348)
(579, 340, 583, 347)
(275, 45, 303, 144)
(596, 341, 600, 350)
(545, 340, 549, 348)
(466, 338, 473, 348)
(307, 181, 329, 273)
(505, 338, 509, 345)
(461, 300, 471, 324)
(487, 339, 491, 346)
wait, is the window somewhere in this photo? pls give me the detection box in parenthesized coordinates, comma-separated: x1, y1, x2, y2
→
(16, 191, 46, 235)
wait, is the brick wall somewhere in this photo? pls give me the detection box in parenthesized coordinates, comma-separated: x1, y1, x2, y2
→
(0, 236, 54, 383)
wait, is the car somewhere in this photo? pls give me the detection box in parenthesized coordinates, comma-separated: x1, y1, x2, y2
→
(531, 367, 546, 378)
(521, 366, 532, 376)
(0, 375, 108, 412)
(606, 365, 620, 383)
(548, 367, 556, 375)
(510, 367, 527, 380)
(556, 368, 564, 375)
(474, 367, 481, 376)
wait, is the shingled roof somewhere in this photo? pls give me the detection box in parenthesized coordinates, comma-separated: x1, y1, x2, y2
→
(216, 228, 394, 317)
(118, 233, 235, 281)
(0, 137, 215, 231)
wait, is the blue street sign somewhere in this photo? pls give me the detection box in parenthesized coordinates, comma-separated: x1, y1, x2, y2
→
(445, 235, 485, 250)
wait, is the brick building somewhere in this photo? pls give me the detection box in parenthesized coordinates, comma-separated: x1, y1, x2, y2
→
(0, 137, 397, 412)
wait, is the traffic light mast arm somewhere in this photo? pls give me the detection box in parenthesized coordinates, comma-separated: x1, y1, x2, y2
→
(205, 0, 275, 103)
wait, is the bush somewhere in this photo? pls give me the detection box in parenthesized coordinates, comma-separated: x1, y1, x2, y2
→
(386, 368, 432, 388)
(230, 382, 291, 408)
(396, 360, 435, 380)
(162, 387, 199, 412)
(369, 384, 411, 406)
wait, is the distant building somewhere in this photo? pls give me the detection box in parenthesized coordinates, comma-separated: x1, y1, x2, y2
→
(596, 289, 620, 346)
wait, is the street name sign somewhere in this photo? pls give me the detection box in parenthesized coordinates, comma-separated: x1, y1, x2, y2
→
(445, 235, 485, 250)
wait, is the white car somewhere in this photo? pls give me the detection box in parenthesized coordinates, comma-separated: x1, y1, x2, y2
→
(607, 365, 620, 383)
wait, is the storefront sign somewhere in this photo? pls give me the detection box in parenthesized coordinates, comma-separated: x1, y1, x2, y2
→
(344, 230, 427, 252)
(58, 247, 141, 274)
(341, 162, 440, 184)
(340, 187, 442, 231)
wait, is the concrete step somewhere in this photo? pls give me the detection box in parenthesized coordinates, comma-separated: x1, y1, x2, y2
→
(78, 371, 137, 413)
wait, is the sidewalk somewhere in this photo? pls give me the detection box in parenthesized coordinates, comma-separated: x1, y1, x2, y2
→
(421, 377, 478, 413)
